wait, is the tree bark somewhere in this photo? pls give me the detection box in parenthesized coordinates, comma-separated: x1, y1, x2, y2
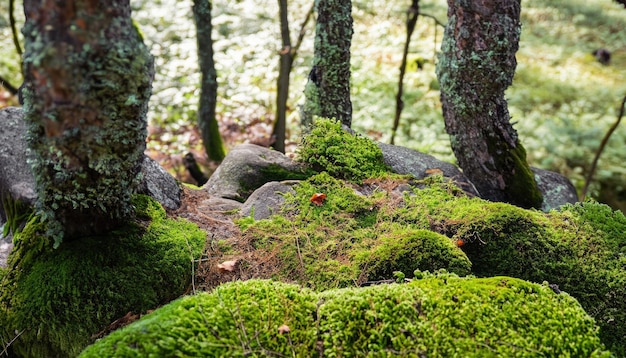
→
(303, 0, 353, 128)
(22, 0, 154, 245)
(193, 0, 226, 161)
(436, 0, 542, 209)
(273, 0, 292, 153)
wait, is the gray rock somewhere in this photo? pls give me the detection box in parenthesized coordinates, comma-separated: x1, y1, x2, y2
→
(0, 107, 37, 223)
(137, 156, 181, 210)
(204, 144, 311, 202)
(378, 142, 479, 197)
(532, 167, 579, 211)
(240, 181, 297, 220)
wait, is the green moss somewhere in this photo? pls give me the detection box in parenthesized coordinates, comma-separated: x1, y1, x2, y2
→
(1, 194, 34, 238)
(238, 173, 471, 290)
(413, 187, 626, 355)
(0, 195, 206, 357)
(81, 277, 610, 357)
(297, 118, 390, 183)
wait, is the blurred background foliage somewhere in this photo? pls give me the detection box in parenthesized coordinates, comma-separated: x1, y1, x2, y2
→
(0, 0, 625, 210)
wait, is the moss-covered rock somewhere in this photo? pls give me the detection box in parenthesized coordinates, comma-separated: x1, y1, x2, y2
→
(236, 173, 471, 290)
(229, 173, 626, 354)
(0, 195, 206, 357)
(80, 277, 610, 357)
(297, 118, 389, 183)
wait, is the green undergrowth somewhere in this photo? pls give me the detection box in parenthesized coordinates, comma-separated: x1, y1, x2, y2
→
(80, 277, 610, 357)
(297, 118, 390, 183)
(0, 195, 207, 357)
(234, 171, 626, 354)
(238, 172, 471, 290)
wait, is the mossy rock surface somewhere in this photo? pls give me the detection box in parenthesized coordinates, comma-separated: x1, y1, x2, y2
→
(81, 277, 610, 357)
(411, 184, 626, 355)
(235, 173, 471, 290)
(0, 195, 206, 357)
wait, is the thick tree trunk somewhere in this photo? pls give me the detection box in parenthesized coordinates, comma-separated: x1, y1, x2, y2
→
(303, 0, 353, 128)
(193, 0, 225, 161)
(22, 0, 154, 245)
(436, 0, 542, 209)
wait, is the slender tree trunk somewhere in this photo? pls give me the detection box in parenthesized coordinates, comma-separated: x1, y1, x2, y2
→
(391, 0, 420, 145)
(303, 0, 353, 128)
(21, 0, 154, 245)
(193, 0, 226, 161)
(273, 0, 292, 153)
(436, 0, 542, 209)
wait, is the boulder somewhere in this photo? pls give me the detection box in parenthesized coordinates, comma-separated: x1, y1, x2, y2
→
(378, 142, 480, 197)
(240, 181, 297, 220)
(531, 167, 579, 211)
(204, 144, 311, 202)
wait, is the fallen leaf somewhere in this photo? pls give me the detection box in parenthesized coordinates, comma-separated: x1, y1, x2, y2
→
(310, 193, 327, 206)
(456, 239, 465, 247)
(278, 324, 291, 334)
(217, 260, 238, 273)
(425, 168, 444, 176)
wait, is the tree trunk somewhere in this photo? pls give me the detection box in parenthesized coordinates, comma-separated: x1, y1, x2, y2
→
(193, 0, 226, 161)
(273, 0, 292, 153)
(436, 0, 542, 209)
(303, 0, 353, 128)
(21, 0, 154, 245)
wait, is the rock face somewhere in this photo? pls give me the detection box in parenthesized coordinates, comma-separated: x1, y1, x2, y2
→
(203, 144, 311, 202)
(240, 181, 297, 220)
(0, 107, 37, 222)
(378, 142, 578, 211)
(532, 167, 579, 211)
(378, 142, 480, 197)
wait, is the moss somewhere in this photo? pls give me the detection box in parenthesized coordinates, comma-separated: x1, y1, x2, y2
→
(81, 277, 610, 357)
(297, 118, 390, 183)
(237, 173, 471, 290)
(412, 186, 626, 355)
(1, 193, 34, 238)
(0, 195, 206, 357)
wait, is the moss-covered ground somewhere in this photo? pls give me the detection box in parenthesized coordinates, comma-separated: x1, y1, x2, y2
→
(80, 277, 611, 357)
(0, 195, 206, 357)
(197, 119, 624, 354)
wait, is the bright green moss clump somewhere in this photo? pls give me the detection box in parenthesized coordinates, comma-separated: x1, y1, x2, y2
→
(81, 277, 610, 357)
(0, 195, 206, 357)
(297, 118, 389, 183)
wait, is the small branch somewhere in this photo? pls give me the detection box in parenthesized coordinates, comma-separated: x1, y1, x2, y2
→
(580, 94, 626, 201)
(10, 0, 23, 56)
(0, 75, 19, 95)
(420, 12, 445, 28)
(291, 1, 315, 61)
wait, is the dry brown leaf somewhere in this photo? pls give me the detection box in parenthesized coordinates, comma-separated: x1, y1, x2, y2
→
(217, 260, 238, 273)
(310, 193, 327, 206)
(278, 324, 291, 334)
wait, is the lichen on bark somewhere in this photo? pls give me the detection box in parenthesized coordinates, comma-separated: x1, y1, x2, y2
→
(436, 0, 542, 209)
(21, 1, 154, 245)
(302, 0, 353, 128)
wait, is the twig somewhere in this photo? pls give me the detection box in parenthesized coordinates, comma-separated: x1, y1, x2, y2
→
(1, 328, 25, 356)
(0, 75, 19, 95)
(10, 0, 22, 56)
(580, 94, 626, 200)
